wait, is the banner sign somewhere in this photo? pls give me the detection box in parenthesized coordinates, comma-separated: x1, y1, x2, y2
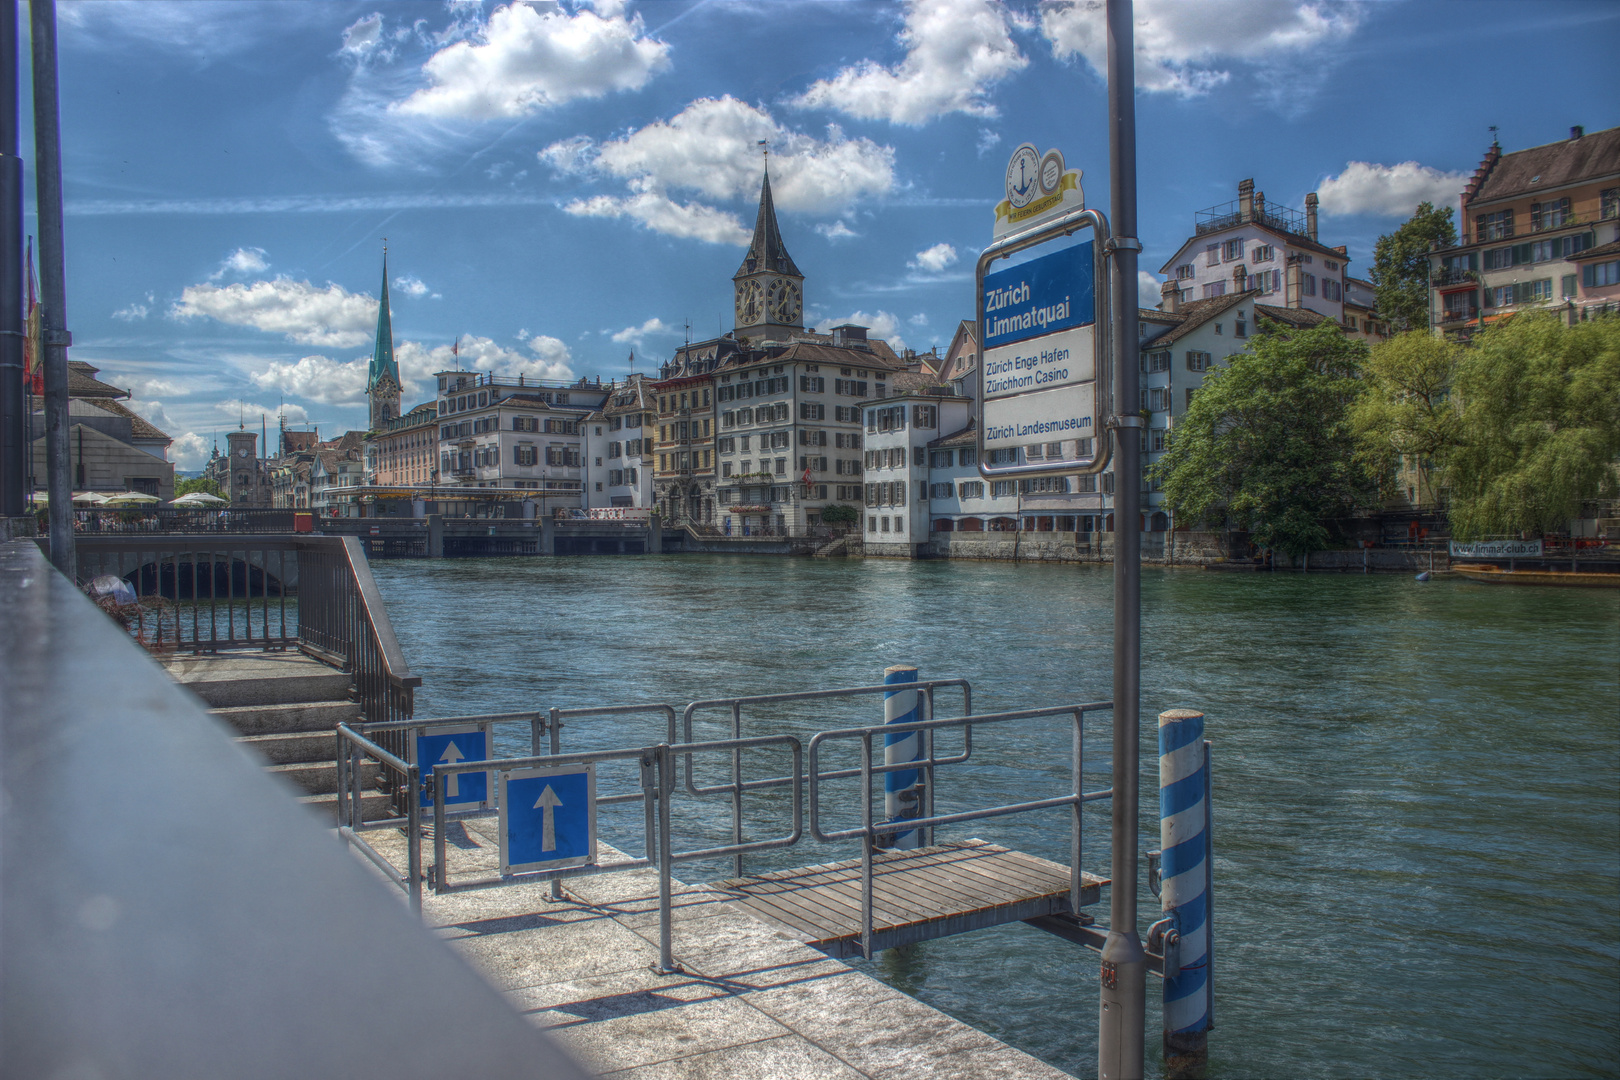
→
(982, 241, 1095, 349)
(1449, 539, 1543, 558)
(993, 143, 1085, 240)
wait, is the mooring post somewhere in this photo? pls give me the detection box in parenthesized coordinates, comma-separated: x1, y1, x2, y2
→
(882, 664, 923, 850)
(1159, 708, 1211, 1079)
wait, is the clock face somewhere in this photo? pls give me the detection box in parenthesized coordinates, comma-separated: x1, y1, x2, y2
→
(768, 278, 801, 324)
(736, 279, 764, 325)
(1005, 144, 1042, 209)
(1039, 149, 1065, 195)
(237, 447, 248, 458)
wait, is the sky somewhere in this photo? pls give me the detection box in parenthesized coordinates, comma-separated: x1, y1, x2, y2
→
(27, 0, 1620, 470)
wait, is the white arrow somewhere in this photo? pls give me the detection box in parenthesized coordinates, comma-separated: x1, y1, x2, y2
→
(534, 784, 563, 852)
(438, 741, 465, 798)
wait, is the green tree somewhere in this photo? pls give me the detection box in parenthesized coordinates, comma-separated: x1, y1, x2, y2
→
(174, 475, 225, 498)
(1446, 313, 1620, 539)
(819, 503, 860, 524)
(1152, 320, 1377, 556)
(1370, 201, 1457, 333)
(1350, 331, 1465, 504)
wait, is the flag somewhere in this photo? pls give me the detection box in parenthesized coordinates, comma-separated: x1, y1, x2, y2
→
(801, 465, 811, 486)
(452, 335, 459, 358)
(23, 238, 42, 396)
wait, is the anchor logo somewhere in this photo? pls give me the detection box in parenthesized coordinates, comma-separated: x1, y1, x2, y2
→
(1004, 144, 1043, 210)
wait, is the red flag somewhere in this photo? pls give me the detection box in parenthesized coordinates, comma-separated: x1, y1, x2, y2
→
(23, 238, 42, 396)
(801, 465, 811, 485)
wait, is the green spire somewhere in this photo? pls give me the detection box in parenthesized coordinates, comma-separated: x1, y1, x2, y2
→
(368, 255, 398, 390)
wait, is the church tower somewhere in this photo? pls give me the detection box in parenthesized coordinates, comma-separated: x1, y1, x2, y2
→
(732, 166, 804, 341)
(367, 254, 401, 431)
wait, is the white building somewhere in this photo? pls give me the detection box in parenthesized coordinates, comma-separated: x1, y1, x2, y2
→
(582, 374, 656, 510)
(310, 445, 365, 515)
(860, 386, 970, 556)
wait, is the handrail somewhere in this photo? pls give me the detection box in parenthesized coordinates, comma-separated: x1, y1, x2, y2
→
(338, 535, 419, 693)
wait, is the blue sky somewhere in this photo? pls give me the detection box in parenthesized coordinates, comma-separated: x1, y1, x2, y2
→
(31, 0, 1620, 468)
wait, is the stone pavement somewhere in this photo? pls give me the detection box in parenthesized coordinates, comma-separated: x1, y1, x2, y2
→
(357, 816, 1075, 1080)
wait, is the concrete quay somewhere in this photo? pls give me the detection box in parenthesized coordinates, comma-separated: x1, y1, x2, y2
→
(356, 818, 1075, 1080)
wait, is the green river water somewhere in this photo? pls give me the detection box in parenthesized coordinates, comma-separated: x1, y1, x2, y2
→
(371, 555, 1620, 1079)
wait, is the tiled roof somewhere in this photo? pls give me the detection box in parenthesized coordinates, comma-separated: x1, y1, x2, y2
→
(1146, 293, 1255, 347)
(718, 340, 906, 373)
(83, 397, 170, 442)
(1254, 304, 1332, 329)
(1567, 237, 1620, 262)
(889, 371, 954, 394)
(67, 360, 129, 399)
(930, 419, 977, 448)
(1472, 127, 1620, 205)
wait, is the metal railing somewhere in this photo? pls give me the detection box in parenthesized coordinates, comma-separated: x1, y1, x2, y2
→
(681, 679, 974, 875)
(809, 702, 1113, 959)
(70, 507, 299, 533)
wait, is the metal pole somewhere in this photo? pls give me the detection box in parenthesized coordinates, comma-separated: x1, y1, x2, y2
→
(881, 663, 923, 849)
(655, 744, 677, 974)
(1100, 1, 1145, 1077)
(0, 0, 23, 519)
(30, 0, 71, 575)
(1159, 710, 1211, 1078)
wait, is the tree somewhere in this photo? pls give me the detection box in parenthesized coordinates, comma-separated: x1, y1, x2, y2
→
(174, 475, 225, 498)
(1370, 202, 1457, 333)
(1151, 320, 1377, 556)
(1446, 313, 1620, 539)
(1350, 331, 1465, 505)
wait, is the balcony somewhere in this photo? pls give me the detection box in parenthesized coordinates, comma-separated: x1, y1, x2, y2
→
(1436, 307, 1479, 326)
(1432, 267, 1478, 287)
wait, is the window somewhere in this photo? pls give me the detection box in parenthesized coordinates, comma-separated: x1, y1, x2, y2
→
(800, 375, 825, 393)
(873, 405, 907, 431)
(800, 402, 825, 421)
(835, 458, 860, 475)
(1322, 279, 1342, 302)
(1253, 244, 1275, 263)
(513, 444, 537, 466)
(1214, 322, 1222, 335)
(835, 431, 861, 449)
(913, 445, 926, 466)
(721, 461, 732, 477)
(1222, 238, 1244, 261)
(987, 447, 1017, 465)
(799, 429, 828, 447)
(1147, 350, 1170, 372)
(1583, 260, 1620, 288)
(1603, 188, 1619, 220)
(1020, 476, 1069, 494)
(1152, 429, 1167, 452)
(1202, 281, 1226, 299)
(1235, 319, 1247, 338)
(1562, 274, 1578, 298)
(958, 481, 984, 499)
(912, 405, 937, 429)
(1076, 474, 1097, 493)
(1476, 209, 1514, 242)
(1205, 244, 1220, 267)
(1303, 273, 1317, 297)
(608, 441, 622, 459)
(1490, 279, 1552, 306)
(835, 379, 869, 397)
(1102, 472, 1114, 495)
(958, 448, 976, 467)
(717, 436, 735, 454)
(775, 458, 787, 475)
(930, 449, 954, 468)
(1530, 198, 1571, 231)
(1148, 387, 1167, 411)
(1175, 264, 1194, 280)
(991, 480, 1016, 497)
(930, 482, 954, 498)
(835, 405, 861, 423)
(1186, 351, 1211, 372)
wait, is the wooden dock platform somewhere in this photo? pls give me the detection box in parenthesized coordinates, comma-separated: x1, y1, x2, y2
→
(708, 839, 1106, 959)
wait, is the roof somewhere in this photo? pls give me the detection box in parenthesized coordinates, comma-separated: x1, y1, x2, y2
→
(888, 371, 954, 395)
(368, 257, 399, 391)
(1254, 304, 1332, 329)
(83, 397, 171, 443)
(1567, 237, 1620, 262)
(1145, 292, 1254, 347)
(1471, 127, 1620, 205)
(1158, 223, 1354, 276)
(734, 169, 800, 280)
(930, 419, 977, 449)
(717, 340, 907, 374)
(67, 360, 129, 399)
(281, 430, 321, 454)
(603, 375, 655, 415)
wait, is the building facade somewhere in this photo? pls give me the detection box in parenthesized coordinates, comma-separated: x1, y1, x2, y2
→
(582, 374, 656, 510)
(367, 257, 402, 431)
(367, 402, 439, 488)
(433, 371, 608, 509)
(650, 373, 716, 525)
(861, 390, 969, 555)
(1429, 125, 1620, 337)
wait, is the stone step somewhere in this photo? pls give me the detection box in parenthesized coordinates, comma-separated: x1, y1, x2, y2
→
(300, 790, 396, 822)
(186, 669, 352, 709)
(213, 700, 359, 736)
(237, 730, 339, 767)
(270, 759, 380, 796)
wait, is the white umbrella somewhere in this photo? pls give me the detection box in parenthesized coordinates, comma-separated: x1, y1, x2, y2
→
(102, 491, 160, 507)
(171, 492, 227, 506)
(72, 491, 110, 505)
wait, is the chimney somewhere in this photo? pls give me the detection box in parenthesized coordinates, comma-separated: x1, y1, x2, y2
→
(1571, 125, 1584, 140)
(1305, 193, 1319, 241)
(1285, 256, 1304, 309)
(1255, 191, 1266, 222)
(1333, 245, 1347, 257)
(1238, 178, 1255, 223)
(1233, 264, 1248, 292)
(1160, 279, 1180, 314)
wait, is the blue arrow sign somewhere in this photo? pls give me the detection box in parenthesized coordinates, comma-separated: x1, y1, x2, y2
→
(501, 764, 596, 874)
(415, 727, 488, 809)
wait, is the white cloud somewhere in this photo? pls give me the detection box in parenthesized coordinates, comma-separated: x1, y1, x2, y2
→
(976, 127, 1002, 156)
(341, 12, 388, 59)
(909, 242, 959, 273)
(1040, 0, 1361, 97)
(909, 313, 930, 326)
(610, 317, 676, 347)
(820, 309, 907, 353)
(249, 355, 370, 405)
(1317, 161, 1466, 218)
(541, 96, 896, 236)
(209, 246, 270, 280)
(815, 220, 859, 241)
(1139, 270, 1166, 309)
(112, 303, 149, 321)
(562, 192, 749, 246)
(393, 2, 670, 121)
(127, 375, 188, 399)
(792, 0, 1027, 125)
(171, 278, 378, 349)
(216, 398, 310, 424)
(392, 274, 436, 298)
(130, 399, 174, 432)
(169, 432, 210, 471)
(397, 334, 573, 385)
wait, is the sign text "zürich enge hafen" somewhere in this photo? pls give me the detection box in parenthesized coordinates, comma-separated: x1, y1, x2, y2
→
(981, 239, 1097, 452)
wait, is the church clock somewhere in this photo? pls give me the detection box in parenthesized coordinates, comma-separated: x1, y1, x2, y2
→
(768, 278, 801, 325)
(736, 279, 764, 326)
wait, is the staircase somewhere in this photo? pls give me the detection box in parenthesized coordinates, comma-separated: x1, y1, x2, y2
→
(167, 652, 393, 821)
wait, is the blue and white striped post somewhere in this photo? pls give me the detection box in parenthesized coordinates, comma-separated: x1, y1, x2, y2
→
(1159, 708, 1212, 1079)
(882, 664, 923, 850)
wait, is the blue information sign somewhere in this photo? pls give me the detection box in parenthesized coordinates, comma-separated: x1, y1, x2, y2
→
(501, 764, 596, 874)
(415, 727, 488, 809)
(982, 240, 1095, 349)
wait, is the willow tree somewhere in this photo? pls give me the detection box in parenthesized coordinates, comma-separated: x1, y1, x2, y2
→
(1447, 313, 1620, 539)
(1153, 320, 1377, 556)
(1350, 331, 1465, 505)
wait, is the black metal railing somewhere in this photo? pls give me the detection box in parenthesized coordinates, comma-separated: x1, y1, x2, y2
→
(69, 507, 299, 534)
(1432, 267, 1478, 286)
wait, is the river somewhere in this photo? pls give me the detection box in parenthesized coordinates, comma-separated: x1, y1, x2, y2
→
(371, 555, 1620, 1079)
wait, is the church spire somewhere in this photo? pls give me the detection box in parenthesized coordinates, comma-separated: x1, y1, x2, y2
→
(368, 251, 398, 391)
(734, 165, 801, 280)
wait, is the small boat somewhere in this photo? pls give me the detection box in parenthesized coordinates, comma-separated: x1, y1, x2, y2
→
(1414, 571, 1431, 582)
(1452, 563, 1620, 588)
